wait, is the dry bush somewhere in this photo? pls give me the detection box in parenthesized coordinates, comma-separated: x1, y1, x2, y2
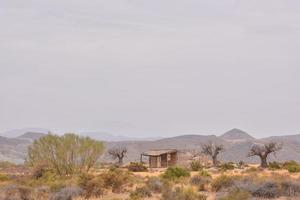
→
(78, 173, 105, 199)
(0, 173, 10, 181)
(0, 161, 16, 169)
(0, 184, 34, 200)
(219, 189, 250, 200)
(280, 181, 300, 197)
(268, 161, 282, 170)
(127, 162, 148, 172)
(33, 186, 50, 200)
(129, 186, 152, 200)
(199, 170, 211, 178)
(237, 161, 246, 169)
(190, 161, 203, 171)
(244, 166, 259, 173)
(161, 166, 190, 181)
(219, 162, 235, 171)
(50, 186, 82, 200)
(224, 173, 300, 199)
(190, 175, 211, 191)
(162, 186, 207, 200)
(283, 161, 300, 173)
(31, 163, 48, 179)
(251, 182, 280, 198)
(101, 167, 133, 193)
(146, 177, 165, 193)
(211, 175, 235, 192)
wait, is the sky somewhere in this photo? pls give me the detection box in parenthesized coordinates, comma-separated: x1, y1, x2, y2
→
(1, 0, 300, 138)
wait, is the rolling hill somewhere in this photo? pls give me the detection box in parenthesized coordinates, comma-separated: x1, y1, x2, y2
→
(0, 129, 299, 164)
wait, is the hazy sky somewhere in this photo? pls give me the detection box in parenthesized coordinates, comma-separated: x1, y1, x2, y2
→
(1, 0, 300, 138)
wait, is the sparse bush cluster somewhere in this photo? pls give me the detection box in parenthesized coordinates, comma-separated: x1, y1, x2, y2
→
(211, 175, 235, 192)
(127, 162, 148, 172)
(283, 160, 300, 173)
(146, 177, 165, 193)
(161, 166, 190, 180)
(129, 186, 152, 200)
(211, 173, 300, 199)
(190, 160, 203, 171)
(162, 186, 207, 200)
(78, 167, 133, 198)
(219, 162, 235, 171)
(0, 173, 9, 181)
(268, 161, 282, 170)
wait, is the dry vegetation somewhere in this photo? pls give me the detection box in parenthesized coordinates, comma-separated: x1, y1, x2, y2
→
(0, 134, 300, 200)
(0, 161, 300, 200)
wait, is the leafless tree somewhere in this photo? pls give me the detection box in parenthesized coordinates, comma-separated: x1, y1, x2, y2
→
(108, 147, 127, 166)
(248, 142, 282, 168)
(201, 142, 224, 167)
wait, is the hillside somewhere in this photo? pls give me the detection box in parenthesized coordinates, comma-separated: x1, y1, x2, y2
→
(0, 129, 300, 164)
(220, 128, 255, 141)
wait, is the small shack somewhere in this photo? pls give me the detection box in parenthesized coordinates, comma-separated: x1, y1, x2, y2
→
(141, 149, 178, 168)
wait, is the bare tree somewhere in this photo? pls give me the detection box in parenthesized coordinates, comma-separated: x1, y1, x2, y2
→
(248, 142, 282, 168)
(108, 147, 127, 166)
(201, 142, 224, 167)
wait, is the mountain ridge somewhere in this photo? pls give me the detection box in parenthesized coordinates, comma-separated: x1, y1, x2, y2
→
(0, 128, 300, 164)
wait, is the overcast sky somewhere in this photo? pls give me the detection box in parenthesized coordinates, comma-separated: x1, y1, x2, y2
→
(1, 0, 300, 138)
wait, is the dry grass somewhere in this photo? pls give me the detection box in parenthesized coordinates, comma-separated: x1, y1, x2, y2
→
(1, 165, 300, 200)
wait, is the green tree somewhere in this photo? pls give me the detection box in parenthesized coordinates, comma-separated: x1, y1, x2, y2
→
(27, 133, 104, 175)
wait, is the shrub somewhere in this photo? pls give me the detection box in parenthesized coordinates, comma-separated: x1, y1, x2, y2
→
(199, 170, 211, 177)
(161, 166, 190, 181)
(268, 161, 282, 170)
(220, 162, 235, 171)
(283, 160, 298, 168)
(190, 161, 203, 171)
(146, 177, 164, 193)
(282, 160, 300, 173)
(27, 133, 104, 176)
(211, 175, 234, 192)
(280, 181, 300, 196)
(189, 175, 211, 191)
(34, 186, 50, 200)
(0, 173, 9, 181)
(101, 167, 132, 193)
(78, 173, 105, 198)
(0, 161, 16, 169)
(32, 163, 49, 179)
(129, 186, 152, 200)
(244, 167, 258, 173)
(237, 161, 245, 169)
(50, 186, 83, 200)
(252, 182, 280, 198)
(127, 162, 148, 172)
(287, 165, 300, 173)
(220, 189, 250, 200)
(162, 186, 207, 200)
(0, 184, 33, 200)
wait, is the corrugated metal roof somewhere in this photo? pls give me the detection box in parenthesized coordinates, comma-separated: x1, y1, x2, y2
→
(142, 149, 177, 156)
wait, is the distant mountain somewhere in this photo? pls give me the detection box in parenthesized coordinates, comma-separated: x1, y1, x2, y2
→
(17, 132, 47, 141)
(1, 128, 49, 138)
(0, 128, 299, 164)
(220, 128, 255, 141)
(81, 132, 162, 142)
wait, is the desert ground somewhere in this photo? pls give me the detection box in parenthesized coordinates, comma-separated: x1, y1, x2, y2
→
(0, 161, 300, 200)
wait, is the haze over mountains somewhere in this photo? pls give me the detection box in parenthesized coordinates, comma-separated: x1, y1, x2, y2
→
(0, 128, 299, 164)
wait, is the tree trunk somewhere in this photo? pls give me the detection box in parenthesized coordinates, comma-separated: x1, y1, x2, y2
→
(212, 156, 218, 167)
(260, 156, 268, 168)
(118, 157, 123, 166)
